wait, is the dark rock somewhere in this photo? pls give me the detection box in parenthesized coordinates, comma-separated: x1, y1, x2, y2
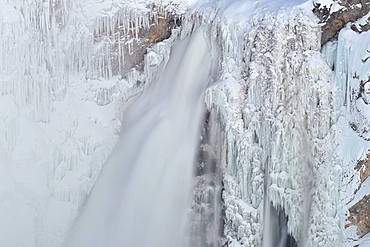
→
(355, 154, 370, 183)
(94, 9, 182, 77)
(346, 195, 370, 238)
(117, 14, 181, 74)
(351, 16, 370, 33)
(313, 0, 370, 45)
(346, 154, 370, 239)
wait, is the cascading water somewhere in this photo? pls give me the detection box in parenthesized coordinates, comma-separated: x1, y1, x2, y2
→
(191, 108, 224, 247)
(66, 30, 216, 247)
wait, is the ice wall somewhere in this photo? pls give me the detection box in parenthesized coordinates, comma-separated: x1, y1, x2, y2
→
(0, 0, 186, 246)
(323, 17, 370, 246)
(189, 1, 343, 246)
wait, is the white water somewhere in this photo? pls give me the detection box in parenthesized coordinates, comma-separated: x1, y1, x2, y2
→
(66, 30, 214, 247)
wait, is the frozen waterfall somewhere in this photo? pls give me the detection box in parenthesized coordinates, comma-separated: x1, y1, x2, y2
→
(66, 30, 216, 247)
(3, 0, 370, 246)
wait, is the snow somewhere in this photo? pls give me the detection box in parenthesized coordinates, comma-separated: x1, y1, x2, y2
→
(352, 11, 370, 33)
(348, 177, 370, 209)
(195, 0, 370, 245)
(314, 0, 333, 7)
(357, 232, 370, 247)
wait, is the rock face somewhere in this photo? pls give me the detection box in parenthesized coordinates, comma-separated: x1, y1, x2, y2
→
(313, 0, 370, 44)
(355, 155, 370, 183)
(94, 12, 181, 76)
(346, 156, 370, 238)
(314, 2, 370, 242)
(116, 15, 181, 72)
(347, 195, 370, 237)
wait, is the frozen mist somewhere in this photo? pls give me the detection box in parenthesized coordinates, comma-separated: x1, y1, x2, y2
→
(66, 30, 216, 247)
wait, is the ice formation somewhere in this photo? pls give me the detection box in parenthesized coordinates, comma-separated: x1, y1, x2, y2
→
(1, 0, 370, 246)
(325, 16, 370, 246)
(66, 30, 217, 247)
(199, 2, 340, 246)
(0, 0, 185, 245)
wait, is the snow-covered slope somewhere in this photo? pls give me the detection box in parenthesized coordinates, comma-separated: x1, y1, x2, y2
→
(1, 0, 370, 246)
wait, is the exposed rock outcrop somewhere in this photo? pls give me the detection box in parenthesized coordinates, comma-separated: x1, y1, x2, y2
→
(346, 154, 370, 239)
(93, 7, 182, 78)
(355, 155, 370, 183)
(313, 0, 370, 45)
(347, 195, 370, 238)
(114, 14, 181, 72)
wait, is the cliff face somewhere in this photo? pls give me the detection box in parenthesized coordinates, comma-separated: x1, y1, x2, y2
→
(346, 156, 370, 239)
(190, 1, 370, 245)
(348, 195, 370, 237)
(195, 2, 338, 246)
(313, 1, 370, 244)
(313, 0, 370, 44)
(2, 0, 370, 246)
(91, 5, 182, 79)
(100, 13, 181, 74)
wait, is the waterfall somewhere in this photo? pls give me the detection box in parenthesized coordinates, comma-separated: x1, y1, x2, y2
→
(66, 30, 216, 247)
(3, 1, 367, 246)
